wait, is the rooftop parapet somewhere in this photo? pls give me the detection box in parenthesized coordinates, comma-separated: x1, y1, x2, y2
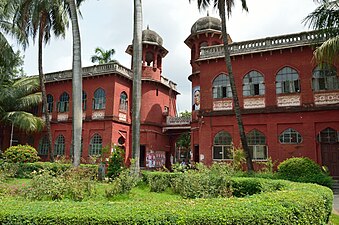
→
(198, 30, 327, 61)
(44, 62, 133, 82)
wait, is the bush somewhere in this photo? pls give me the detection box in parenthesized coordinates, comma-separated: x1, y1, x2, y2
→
(142, 171, 182, 192)
(0, 180, 333, 224)
(277, 157, 333, 188)
(106, 146, 125, 179)
(105, 170, 140, 198)
(3, 145, 40, 163)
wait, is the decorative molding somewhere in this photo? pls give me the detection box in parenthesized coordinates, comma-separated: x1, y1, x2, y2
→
(57, 113, 68, 121)
(244, 97, 265, 109)
(213, 100, 233, 111)
(277, 95, 301, 107)
(92, 110, 105, 120)
(314, 92, 339, 105)
(119, 113, 127, 122)
(166, 116, 191, 125)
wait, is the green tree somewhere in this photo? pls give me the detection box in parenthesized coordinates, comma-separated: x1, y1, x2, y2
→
(303, 0, 339, 63)
(189, 0, 254, 171)
(64, 0, 85, 167)
(0, 76, 43, 132)
(11, 0, 70, 162)
(131, 0, 143, 175)
(91, 47, 117, 64)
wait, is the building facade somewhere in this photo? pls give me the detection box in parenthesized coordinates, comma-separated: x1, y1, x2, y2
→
(186, 16, 339, 177)
(0, 28, 185, 169)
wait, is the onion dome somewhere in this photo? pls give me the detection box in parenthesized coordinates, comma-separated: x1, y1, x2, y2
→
(191, 16, 221, 34)
(142, 26, 163, 46)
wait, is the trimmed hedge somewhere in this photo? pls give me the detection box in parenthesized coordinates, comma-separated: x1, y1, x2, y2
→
(0, 162, 98, 178)
(142, 171, 182, 192)
(0, 179, 333, 224)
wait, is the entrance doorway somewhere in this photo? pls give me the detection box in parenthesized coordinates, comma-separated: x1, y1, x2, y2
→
(319, 128, 339, 177)
(194, 145, 199, 163)
(140, 145, 146, 167)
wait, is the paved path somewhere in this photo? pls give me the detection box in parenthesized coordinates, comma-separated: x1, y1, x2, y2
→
(333, 194, 339, 214)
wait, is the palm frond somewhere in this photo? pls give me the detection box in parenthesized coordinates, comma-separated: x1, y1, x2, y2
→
(314, 35, 339, 63)
(4, 111, 44, 132)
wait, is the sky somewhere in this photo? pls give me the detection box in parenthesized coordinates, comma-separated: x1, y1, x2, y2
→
(15, 0, 319, 114)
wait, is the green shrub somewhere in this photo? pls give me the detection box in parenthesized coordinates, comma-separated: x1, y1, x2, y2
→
(277, 157, 333, 188)
(106, 146, 125, 179)
(105, 170, 140, 198)
(142, 171, 182, 192)
(0, 180, 332, 224)
(3, 145, 40, 163)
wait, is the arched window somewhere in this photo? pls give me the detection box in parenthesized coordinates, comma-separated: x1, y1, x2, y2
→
(247, 130, 267, 160)
(212, 74, 232, 99)
(38, 135, 49, 155)
(279, 128, 302, 144)
(43, 94, 53, 113)
(312, 64, 338, 91)
(58, 92, 69, 113)
(213, 131, 232, 160)
(89, 133, 102, 155)
(145, 51, 154, 66)
(82, 91, 87, 111)
(93, 88, 106, 110)
(318, 128, 338, 143)
(119, 92, 128, 112)
(243, 71, 265, 96)
(54, 135, 65, 155)
(276, 67, 300, 94)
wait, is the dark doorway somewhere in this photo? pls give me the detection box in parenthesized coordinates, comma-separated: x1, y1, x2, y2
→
(140, 145, 146, 167)
(321, 143, 339, 177)
(194, 145, 199, 163)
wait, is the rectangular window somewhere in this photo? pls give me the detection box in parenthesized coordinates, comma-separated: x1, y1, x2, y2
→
(250, 145, 267, 160)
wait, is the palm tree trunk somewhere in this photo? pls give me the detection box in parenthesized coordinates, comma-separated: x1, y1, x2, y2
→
(131, 0, 143, 175)
(219, 2, 253, 171)
(38, 22, 54, 162)
(68, 0, 82, 167)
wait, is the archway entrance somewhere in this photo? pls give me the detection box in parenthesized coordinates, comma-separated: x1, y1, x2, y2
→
(319, 128, 339, 177)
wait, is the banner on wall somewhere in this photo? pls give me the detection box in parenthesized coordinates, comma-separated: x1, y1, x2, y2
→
(146, 150, 166, 168)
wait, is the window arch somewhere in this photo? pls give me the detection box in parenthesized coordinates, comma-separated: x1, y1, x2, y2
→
(212, 74, 232, 99)
(279, 128, 302, 144)
(58, 92, 69, 113)
(89, 133, 102, 155)
(54, 135, 65, 155)
(93, 88, 106, 110)
(119, 92, 128, 112)
(43, 94, 53, 113)
(276, 67, 300, 94)
(243, 71, 265, 96)
(247, 130, 267, 160)
(213, 131, 232, 160)
(318, 128, 338, 143)
(38, 135, 49, 155)
(82, 91, 87, 111)
(312, 64, 338, 91)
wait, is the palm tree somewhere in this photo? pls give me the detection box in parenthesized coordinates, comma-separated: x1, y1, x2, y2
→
(303, 0, 339, 63)
(91, 47, 118, 64)
(12, 0, 70, 162)
(189, 0, 254, 171)
(64, 0, 84, 167)
(0, 76, 44, 133)
(131, 0, 143, 175)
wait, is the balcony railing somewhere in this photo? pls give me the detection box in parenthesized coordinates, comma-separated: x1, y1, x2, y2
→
(166, 116, 191, 125)
(44, 63, 133, 82)
(199, 30, 328, 60)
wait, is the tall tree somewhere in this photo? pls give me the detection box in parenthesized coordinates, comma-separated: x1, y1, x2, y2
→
(0, 76, 43, 133)
(64, 0, 83, 167)
(303, 0, 339, 63)
(11, 0, 69, 162)
(189, 0, 254, 171)
(131, 0, 143, 175)
(91, 47, 117, 64)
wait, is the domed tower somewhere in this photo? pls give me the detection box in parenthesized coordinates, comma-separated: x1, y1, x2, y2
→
(126, 26, 168, 82)
(185, 15, 232, 113)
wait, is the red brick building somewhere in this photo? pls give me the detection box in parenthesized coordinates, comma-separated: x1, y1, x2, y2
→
(0, 28, 186, 169)
(186, 16, 339, 177)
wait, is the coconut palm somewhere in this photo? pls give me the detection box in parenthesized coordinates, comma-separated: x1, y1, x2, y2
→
(91, 47, 118, 64)
(131, 0, 143, 175)
(189, 0, 254, 171)
(64, 0, 84, 167)
(303, 0, 339, 63)
(11, 0, 70, 162)
(0, 76, 43, 133)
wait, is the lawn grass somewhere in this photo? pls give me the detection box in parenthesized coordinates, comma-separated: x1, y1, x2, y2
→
(330, 213, 339, 225)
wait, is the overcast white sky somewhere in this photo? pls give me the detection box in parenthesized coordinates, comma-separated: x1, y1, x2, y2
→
(16, 0, 318, 113)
